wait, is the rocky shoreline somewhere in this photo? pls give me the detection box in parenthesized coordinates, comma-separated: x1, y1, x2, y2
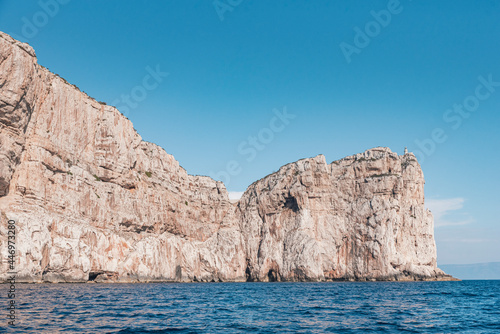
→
(0, 31, 455, 283)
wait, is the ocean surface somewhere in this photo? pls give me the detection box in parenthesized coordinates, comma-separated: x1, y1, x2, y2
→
(1, 280, 499, 333)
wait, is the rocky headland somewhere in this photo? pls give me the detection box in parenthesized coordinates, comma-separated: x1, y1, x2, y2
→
(0, 31, 454, 282)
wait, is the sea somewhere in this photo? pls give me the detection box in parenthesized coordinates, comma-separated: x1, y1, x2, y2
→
(1, 280, 499, 333)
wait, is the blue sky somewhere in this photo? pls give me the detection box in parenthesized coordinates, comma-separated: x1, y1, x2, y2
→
(1, 0, 499, 265)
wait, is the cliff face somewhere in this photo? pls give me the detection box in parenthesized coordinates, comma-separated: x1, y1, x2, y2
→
(0, 32, 452, 282)
(0, 32, 245, 283)
(239, 150, 440, 281)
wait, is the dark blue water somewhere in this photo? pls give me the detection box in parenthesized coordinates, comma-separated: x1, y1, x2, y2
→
(1, 281, 499, 333)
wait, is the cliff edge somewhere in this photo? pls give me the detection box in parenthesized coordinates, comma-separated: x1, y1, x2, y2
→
(0, 32, 454, 282)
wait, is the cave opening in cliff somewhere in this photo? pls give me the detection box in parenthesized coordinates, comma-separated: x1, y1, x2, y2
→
(283, 196, 299, 212)
(267, 269, 279, 282)
(245, 266, 254, 282)
(88, 271, 101, 281)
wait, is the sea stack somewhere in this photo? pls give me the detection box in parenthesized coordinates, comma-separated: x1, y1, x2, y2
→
(0, 31, 454, 282)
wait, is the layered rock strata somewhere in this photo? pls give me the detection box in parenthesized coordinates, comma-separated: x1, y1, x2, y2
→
(0, 32, 453, 282)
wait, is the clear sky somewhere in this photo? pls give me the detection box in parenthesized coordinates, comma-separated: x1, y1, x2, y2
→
(1, 0, 499, 265)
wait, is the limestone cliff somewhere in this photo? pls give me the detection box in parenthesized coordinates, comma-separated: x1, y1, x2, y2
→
(0, 32, 453, 282)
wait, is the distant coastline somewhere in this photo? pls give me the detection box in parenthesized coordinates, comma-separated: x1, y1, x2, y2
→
(439, 262, 500, 280)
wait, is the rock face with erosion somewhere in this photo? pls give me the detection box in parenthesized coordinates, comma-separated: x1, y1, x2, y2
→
(0, 32, 454, 282)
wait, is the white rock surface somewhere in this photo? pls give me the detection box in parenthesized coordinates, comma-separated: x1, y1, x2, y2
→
(0, 32, 453, 282)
